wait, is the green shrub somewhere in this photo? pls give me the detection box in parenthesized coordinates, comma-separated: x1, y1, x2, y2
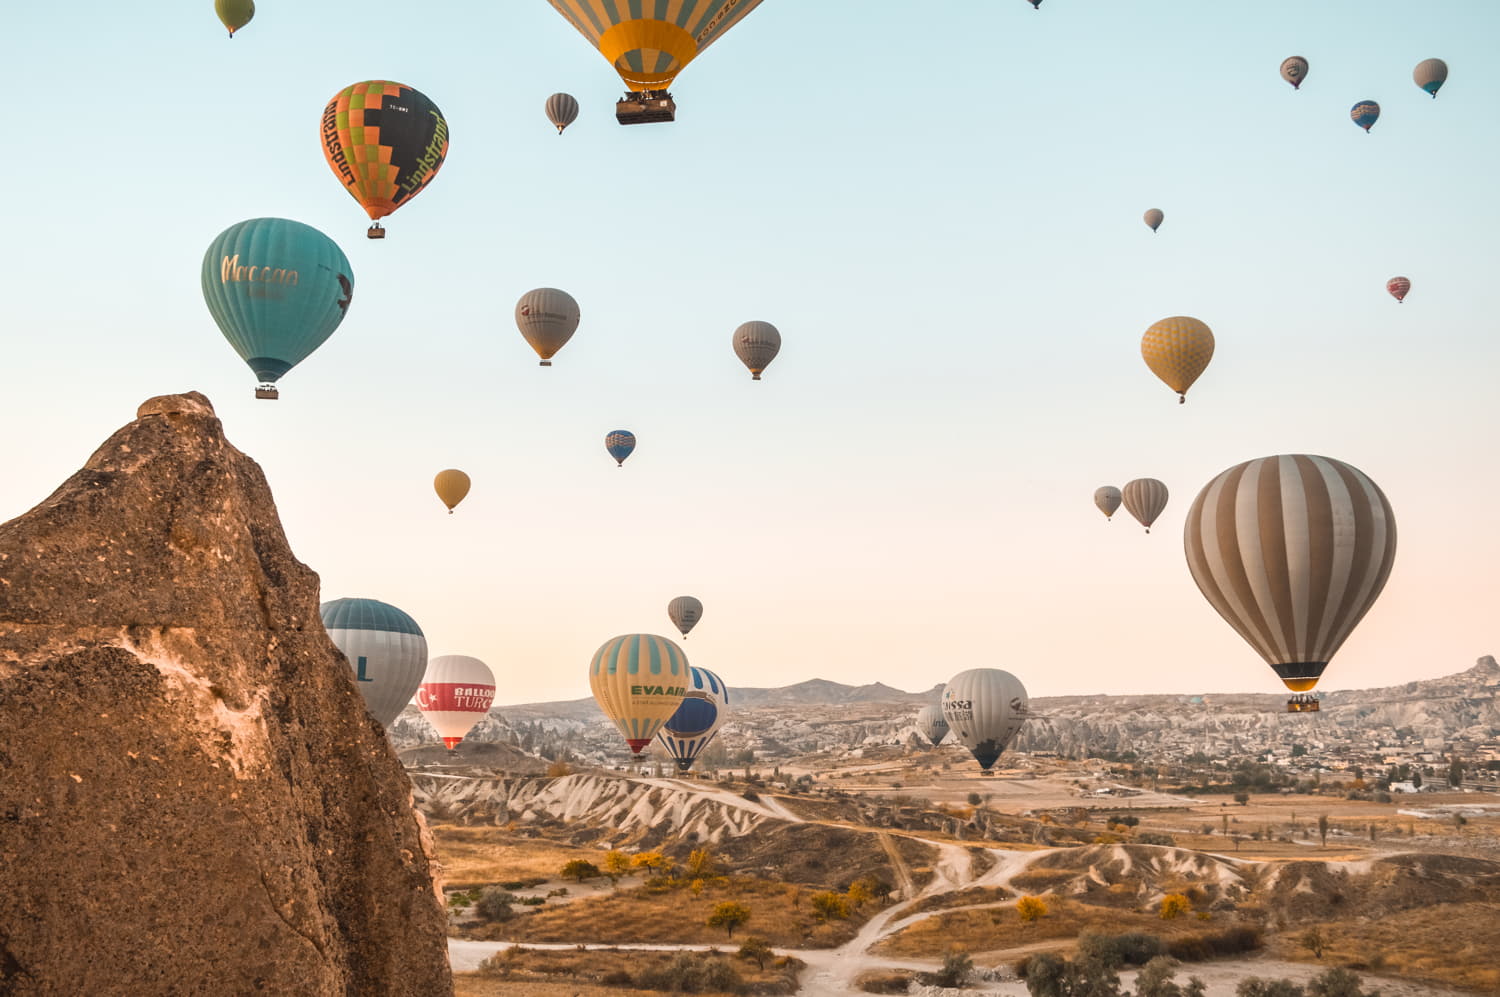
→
(636, 952, 744, 994)
(937, 947, 973, 988)
(1137, 832, 1174, 846)
(475, 888, 519, 922)
(1166, 926, 1262, 962)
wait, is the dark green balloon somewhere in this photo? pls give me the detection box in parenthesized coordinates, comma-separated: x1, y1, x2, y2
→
(201, 218, 353, 396)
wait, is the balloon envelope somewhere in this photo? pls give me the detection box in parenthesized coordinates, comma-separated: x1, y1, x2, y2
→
(1280, 56, 1308, 89)
(1386, 276, 1411, 303)
(1094, 486, 1122, 521)
(545, 92, 580, 132)
(321, 598, 428, 727)
(516, 288, 580, 365)
(1143, 209, 1164, 232)
(668, 596, 703, 638)
(656, 666, 730, 772)
(546, 0, 766, 92)
(417, 654, 496, 749)
(1141, 316, 1214, 403)
(1351, 101, 1380, 132)
(322, 81, 449, 230)
(434, 469, 471, 512)
(606, 430, 636, 466)
(1413, 59, 1448, 98)
(941, 669, 1028, 770)
(1183, 454, 1396, 694)
(201, 217, 353, 396)
(1121, 478, 1169, 532)
(215, 0, 254, 36)
(916, 704, 949, 746)
(589, 634, 690, 754)
(733, 321, 781, 380)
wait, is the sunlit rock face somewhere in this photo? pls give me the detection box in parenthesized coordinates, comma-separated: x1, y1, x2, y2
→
(0, 392, 452, 996)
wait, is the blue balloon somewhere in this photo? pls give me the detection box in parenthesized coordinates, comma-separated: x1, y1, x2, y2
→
(1350, 100, 1381, 132)
(657, 666, 730, 772)
(201, 217, 354, 398)
(605, 429, 636, 466)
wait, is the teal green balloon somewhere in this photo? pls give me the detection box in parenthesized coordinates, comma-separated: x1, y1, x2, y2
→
(201, 218, 354, 397)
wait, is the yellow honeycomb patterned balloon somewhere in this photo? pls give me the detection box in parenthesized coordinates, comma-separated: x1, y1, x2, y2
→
(1141, 316, 1214, 404)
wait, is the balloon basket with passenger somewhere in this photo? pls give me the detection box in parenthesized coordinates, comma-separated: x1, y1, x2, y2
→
(367, 223, 386, 240)
(254, 384, 279, 400)
(1286, 694, 1321, 713)
(616, 90, 676, 125)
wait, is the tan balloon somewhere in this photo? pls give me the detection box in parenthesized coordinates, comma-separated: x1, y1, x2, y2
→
(433, 469, 470, 514)
(1094, 486, 1122, 521)
(733, 321, 781, 380)
(588, 634, 690, 755)
(667, 596, 703, 638)
(1280, 55, 1309, 90)
(1143, 208, 1164, 232)
(1184, 454, 1396, 700)
(515, 288, 581, 366)
(1121, 478, 1168, 533)
(1141, 316, 1214, 404)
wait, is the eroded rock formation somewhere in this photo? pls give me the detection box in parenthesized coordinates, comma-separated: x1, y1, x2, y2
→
(0, 392, 452, 995)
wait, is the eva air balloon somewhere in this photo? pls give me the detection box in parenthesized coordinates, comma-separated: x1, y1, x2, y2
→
(589, 634, 689, 755)
(201, 217, 353, 400)
(916, 704, 949, 746)
(655, 666, 730, 772)
(320, 598, 428, 727)
(941, 669, 1029, 771)
(417, 655, 497, 750)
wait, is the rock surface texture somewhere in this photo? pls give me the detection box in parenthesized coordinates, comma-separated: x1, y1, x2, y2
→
(0, 392, 452, 996)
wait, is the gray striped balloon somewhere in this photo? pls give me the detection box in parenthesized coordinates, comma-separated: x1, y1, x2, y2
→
(1121, 478, 1169, 532)
(545, 92, 579, 133)
(1183, 454, 1396, 692)
(733, 321, 781, 380)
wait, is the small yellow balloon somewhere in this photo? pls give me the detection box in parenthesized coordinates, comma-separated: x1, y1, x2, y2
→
(433, 469, 471, 514)
(1141, 316, 1214, 404)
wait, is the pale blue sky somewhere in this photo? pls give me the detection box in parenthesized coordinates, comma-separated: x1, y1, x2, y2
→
(2, 1, 1496, 703)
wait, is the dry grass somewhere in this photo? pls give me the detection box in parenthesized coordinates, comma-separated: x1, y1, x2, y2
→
(1267, 902, 1500, 993)
(487, 875, 874, 948)
(872, 896, 1227, 958)
(452, 945, 799, 996)
(432, 824, 602, 888)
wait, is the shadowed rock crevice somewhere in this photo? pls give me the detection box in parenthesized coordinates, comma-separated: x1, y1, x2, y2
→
(0, 392, 452, 996)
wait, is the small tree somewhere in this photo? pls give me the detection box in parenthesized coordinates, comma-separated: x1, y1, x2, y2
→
(1411, 769, 1423, 789)
(475, 888, 517, 923)
(632, 850, 673, 877)
(1234, 792, 1251, 806)
(846, 879, 873, 909)
(1159, 893, 1191, 920)
(1318, 814, 1329, 848)
(737, 936, 773, 971)
(545, 760, 573, 777)
(968, 791, 983, 806)
(1135, 956, 1185, 997)
(707, 901, 751, 938)
(560, 859, 599, 883)
(786, 884, 802, 909)
(811, 891, 851, 921)
(602, 849, 630, 883)
(1017, 895, 1049, 922)
(686, 847, 717, 878)
(1307, 967, 1377, 997)
(1300, 927, 1327, 959)
(938, 947, 974, 988)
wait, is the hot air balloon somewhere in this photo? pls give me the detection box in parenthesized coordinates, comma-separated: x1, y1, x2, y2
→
(546, 0, 766, 123)
(668, 596, 703, 638)
(916, 704, 949, 746)
(1413, 59, 1447, 98)
(201, 218, 354, 400)
(1280, 56, 1308, 90)
(516, 288, 580, 365)
(1351, 100, 1380, 132)
(733, 321, 781, 381)
(1027, 0, 1042, 8)
(589, 634, 690, 754)
(321, 598, 428, 728)
(1386, 276, 1411, 303)
(605, 430, 636, 467)
(417, 654, 497, 749)
(1183, 454, 1396, 713)
(545, 92, 580, 133)
(434, 469, 470, 513)
(1121, 478, 1168, 533)
(655, 666, 730, 772)
(1141, 316, 1214, 404)
(1143, 209, 1164, 233)
(941, 669, 1028, 771)
(1094, 486, 1122, 522)
(215, 0, 253, 36)
(322, 81, 449, 238)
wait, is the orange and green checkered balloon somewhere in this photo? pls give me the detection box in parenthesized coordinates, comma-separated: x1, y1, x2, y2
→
(321, 81, 449, 229)
(1141, 316, 1214, 404)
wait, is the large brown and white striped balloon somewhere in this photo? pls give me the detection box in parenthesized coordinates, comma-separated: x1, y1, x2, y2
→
(1121, 478, 1169, 532)
(1183, 455, 1396, 692)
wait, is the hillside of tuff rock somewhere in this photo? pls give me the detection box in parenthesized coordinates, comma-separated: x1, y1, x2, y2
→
(0, 392, 451, 996)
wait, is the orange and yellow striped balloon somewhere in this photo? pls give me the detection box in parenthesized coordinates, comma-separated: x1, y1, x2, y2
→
(1141, 316, 1214, 404)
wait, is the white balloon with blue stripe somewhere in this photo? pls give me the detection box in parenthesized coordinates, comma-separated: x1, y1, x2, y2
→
(320, 597, 429, 727)
(656, 666, 730, 772)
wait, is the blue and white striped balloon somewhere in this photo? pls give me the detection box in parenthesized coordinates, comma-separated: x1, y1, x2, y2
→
(656, 666, 730, 772)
